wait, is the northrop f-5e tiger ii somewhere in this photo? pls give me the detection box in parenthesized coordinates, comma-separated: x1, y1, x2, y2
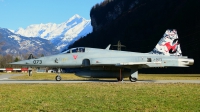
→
(10, 29, 194, 82)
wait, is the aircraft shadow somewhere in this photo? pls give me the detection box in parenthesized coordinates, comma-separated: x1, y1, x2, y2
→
(0, 79, 155, 83)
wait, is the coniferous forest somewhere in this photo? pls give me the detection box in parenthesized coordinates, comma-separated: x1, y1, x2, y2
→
(70, 0, 200, 73)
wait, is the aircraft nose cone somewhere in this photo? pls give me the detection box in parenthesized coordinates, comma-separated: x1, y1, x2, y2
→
(9, 61, 28, 65)
(9, 62, 17, 65)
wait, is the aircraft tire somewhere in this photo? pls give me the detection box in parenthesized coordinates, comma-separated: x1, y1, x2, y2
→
(129, 76, 137, 82)
(55, 75, 61, 81)
(117, 77, 123, 82)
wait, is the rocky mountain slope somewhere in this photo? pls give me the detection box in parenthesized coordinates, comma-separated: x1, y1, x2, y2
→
(0, 28, 58, 56)
(14, 14, 92, 51)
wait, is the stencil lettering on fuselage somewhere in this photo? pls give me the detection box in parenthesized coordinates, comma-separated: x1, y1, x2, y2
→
(33, 60, 42, 64)
(61, 58, 67, 62)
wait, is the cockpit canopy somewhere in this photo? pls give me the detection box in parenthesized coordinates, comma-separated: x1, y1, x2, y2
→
(62, 47, 85, 54)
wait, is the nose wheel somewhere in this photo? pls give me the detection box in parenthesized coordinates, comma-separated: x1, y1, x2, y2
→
(55, 75, 61, 81)
(55, 68, 62, 81)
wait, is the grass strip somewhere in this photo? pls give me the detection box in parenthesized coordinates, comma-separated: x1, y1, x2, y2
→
(0, 83, 200, 111)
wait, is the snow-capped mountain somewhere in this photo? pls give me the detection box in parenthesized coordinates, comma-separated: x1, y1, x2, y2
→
(0, 28, 59, 56)
(14, 14, 92, 51)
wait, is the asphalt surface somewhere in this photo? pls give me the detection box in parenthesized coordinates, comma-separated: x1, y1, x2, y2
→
(0, 74, 23, 80)
(0, 74, 200, 84)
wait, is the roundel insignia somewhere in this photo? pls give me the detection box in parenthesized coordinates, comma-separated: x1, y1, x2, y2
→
(73, 55, 78, 60)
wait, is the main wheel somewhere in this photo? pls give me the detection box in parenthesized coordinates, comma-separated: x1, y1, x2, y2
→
(129, 76, 137, 82)
(55, 75, 62, 81)
(117, 77, 123, 82)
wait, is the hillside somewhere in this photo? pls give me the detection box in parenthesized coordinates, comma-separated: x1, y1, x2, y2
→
(14, 14, 92, 51)
(0, 28, 58, 56)
(70, 0, 200, 73)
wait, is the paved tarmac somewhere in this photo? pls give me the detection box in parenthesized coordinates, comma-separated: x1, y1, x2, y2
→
(0, 74, 23, 80)
(0, 74, 200, 84)
(0, 80, 200, 84)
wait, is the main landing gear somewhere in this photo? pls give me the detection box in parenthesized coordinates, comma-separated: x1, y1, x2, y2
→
(129, 76, 137, 82)
(117, 69, 124, 82)
(129, 69, 138, 82)
(117, 77, 124, 82)
(55, 68, 62, 81)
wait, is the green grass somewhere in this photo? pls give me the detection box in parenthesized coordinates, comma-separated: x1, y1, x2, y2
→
(0, 83, 200, 111)
(1, 73, 200, 111)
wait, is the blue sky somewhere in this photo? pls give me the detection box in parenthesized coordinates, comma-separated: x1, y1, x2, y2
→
(0, 0, 103, 30)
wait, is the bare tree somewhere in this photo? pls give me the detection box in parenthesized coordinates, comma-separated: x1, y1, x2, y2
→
(1, 54, 13, 68)
(0, 55, 3, 68)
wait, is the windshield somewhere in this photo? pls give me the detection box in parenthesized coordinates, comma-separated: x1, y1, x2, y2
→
(62, 47, 85, 54)
(72, 47, 85, 53)
(62, 50, 70, 54)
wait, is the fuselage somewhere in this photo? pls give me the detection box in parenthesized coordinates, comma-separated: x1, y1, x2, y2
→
(9, 29, 195, 81)
(10, 47, 194, 79)
(11, 47, 194, 68)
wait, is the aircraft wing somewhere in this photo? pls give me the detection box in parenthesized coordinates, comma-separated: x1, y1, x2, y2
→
(89, 57, 161, 66)
(115, 62, 161, 66)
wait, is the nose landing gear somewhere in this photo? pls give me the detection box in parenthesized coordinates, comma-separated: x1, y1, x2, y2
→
(55, 68, 62, 81)
(55, 75, 61, 81)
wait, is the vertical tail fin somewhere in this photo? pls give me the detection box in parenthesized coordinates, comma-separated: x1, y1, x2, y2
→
(150, 29, 182, 56)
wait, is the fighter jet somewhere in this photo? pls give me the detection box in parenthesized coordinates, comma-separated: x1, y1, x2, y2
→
(10, 29, 194, 82)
